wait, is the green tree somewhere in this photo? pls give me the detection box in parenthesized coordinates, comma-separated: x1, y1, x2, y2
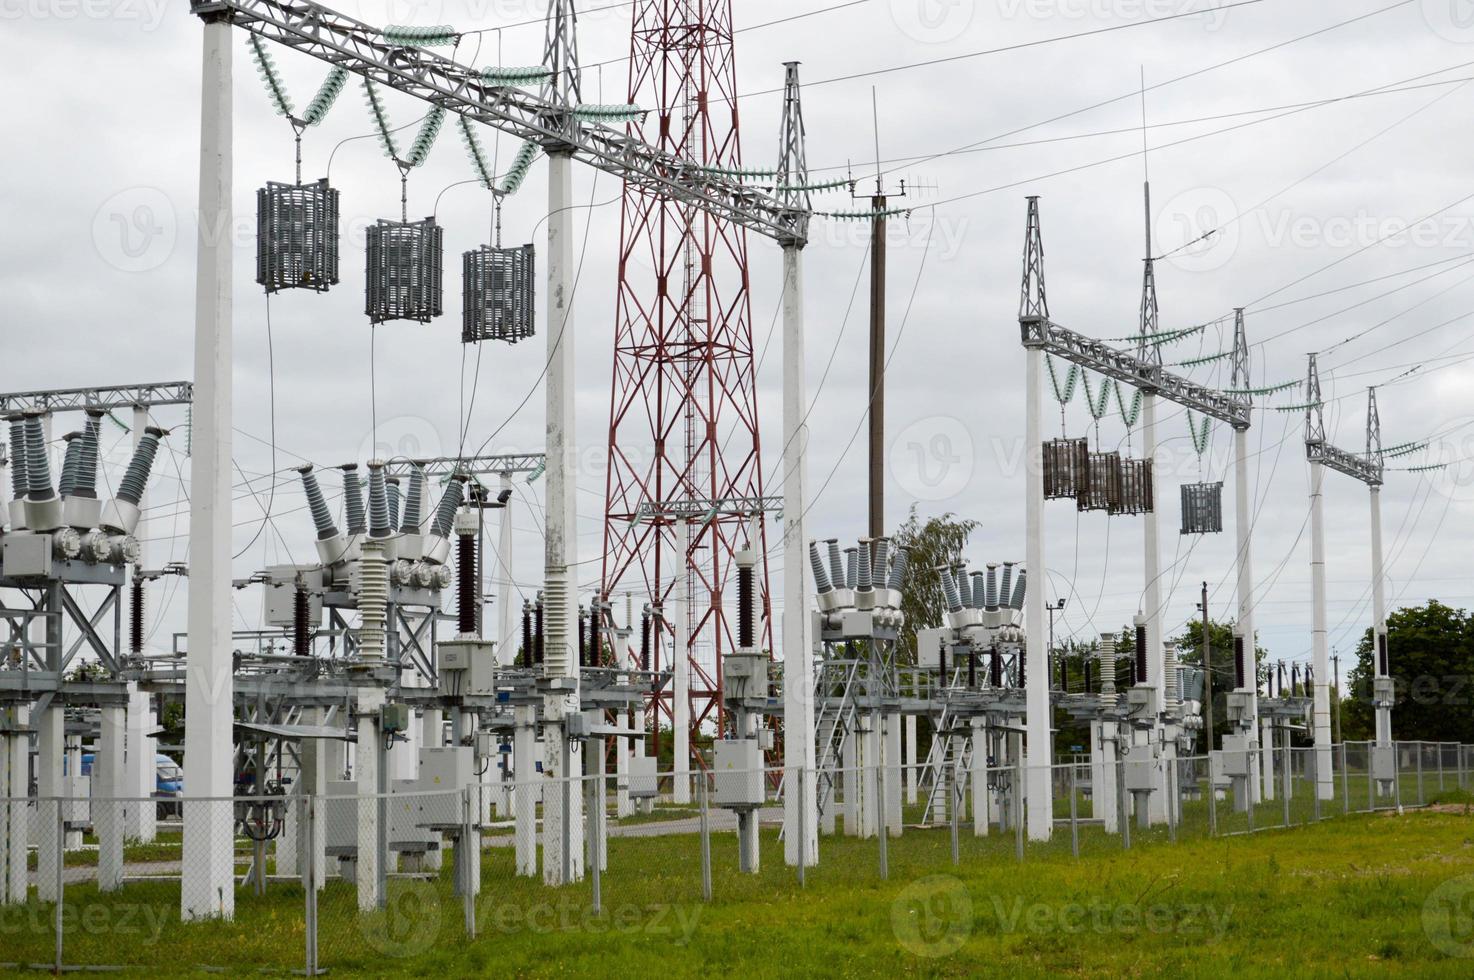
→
(1173, 618, 1269, 750)
(892, 505, 978, 663)
(1343, 600, 1474, 743)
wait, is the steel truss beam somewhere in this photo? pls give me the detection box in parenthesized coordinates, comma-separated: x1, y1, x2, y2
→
(1021, 315, 1250, 430)
(191, 0, 805, 243)
(632, 495, 782, 524)
(380, 453, 545, 479)
(1307, 441, 1383, 487)
(0, 381, 192, 414)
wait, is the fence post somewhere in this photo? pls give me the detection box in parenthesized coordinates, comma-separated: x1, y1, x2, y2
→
(1207, 755, 1218, 838)
(1394, 743, 1403, 810)
(305, 795, 319, 976)
(1117, 755, 1130, 850)
(1310, 748, 1321, 823)
(1166, 760, 1177, 844)
(1367, 744, 1375, 812)
(699, 778, 712, 903)
(1013, 752, 1024, 863)
(1438, 743, 1446, 792)
(796, 767, 806, 888)
(586, 778, 601, 918)
(1281, 739, 1291, 828)
(54, 796, 64, 975)
(876, 763, 889, 880)
(1339, 743, 1348, 815)
(1246, 759, 1255, 833)
(949, 759, 960, 867)
(1068, 761, 1079, 858)
(1417, 742, 1425, 806)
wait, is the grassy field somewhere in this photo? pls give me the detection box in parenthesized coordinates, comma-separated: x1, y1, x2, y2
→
(2, 791, 1472, 977)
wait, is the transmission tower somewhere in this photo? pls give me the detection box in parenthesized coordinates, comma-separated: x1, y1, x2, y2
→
(600, 1, 772, 787)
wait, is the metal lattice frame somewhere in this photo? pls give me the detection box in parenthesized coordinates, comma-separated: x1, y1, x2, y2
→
(1305, 352, 1383, 486)
(256, 179, 340, 293)
(190, 0, 805, 244)
(1180, 482, 1224, 534)
(1042, 437, 1089, 500)
(462, 244, 535, 344)
(1112, 458, 1154, 516)
(0, 382, 192, 414)
(600, 0, 772, 748)
(366, 217, 443, 324)
(1078, 451, 1120, 512)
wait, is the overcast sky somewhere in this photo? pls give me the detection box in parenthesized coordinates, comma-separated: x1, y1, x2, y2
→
(5, 0, 1474, 681)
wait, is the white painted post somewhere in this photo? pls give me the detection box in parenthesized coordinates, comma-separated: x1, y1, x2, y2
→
(1, 705, 29, 903)
(541, 145, 583, 886)
(496, 472, 517, 665)
(781, 240, 817, 867)
(672, 521, 691, 805)
(885, 712, 902, 834)
(1234, 425, 1261, 802)
(96, 706, 127, 892)
(1309, 460, 1334, 799)
(356, 689, 384, 912)
(1370, 486, 1391, 746)
(35, 705, 63, 903)
(904, 713, 918, 805)
(1141, 391, 1167, 824)
(1023, 347, 1052, 840)
(181, 11, 236, 922)
(513, 705, 537, 876)
(971, 719, 988, 836)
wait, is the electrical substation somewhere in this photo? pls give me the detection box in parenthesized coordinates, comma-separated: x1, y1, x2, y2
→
(3, 0, 1471, 971)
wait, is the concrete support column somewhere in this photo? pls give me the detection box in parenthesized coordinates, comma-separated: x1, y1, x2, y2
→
(97, 706, 127, 892)
(971, 720, 988, 836)
(124, 685, 157, 842)
(1, 705, 30, 903)
(1023, 346, 1052, 840)
(904, 713, 918, 805)
(181, 12, 236, 922)
(356, 690, 384, 912)
(36, 705, 63, 903)
(513, 705, 537, 877)
(1309, 460, 1333, 799)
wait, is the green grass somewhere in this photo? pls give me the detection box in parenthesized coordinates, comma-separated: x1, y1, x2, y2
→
(3, 800, 1474, 976)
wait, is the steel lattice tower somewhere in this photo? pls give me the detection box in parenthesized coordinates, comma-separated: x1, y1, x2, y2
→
(601, 1, 772, 763)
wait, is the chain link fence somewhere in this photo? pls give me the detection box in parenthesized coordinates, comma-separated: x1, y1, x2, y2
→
(0, 739, 1469, 970)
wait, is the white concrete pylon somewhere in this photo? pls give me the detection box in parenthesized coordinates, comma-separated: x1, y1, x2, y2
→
(780, 240, 817, 867)
(356, 688, 385, 912)
(1370, 486, 1392, 746)
(1309, 460, 1334, 799)
(97, 706, 127, 892)
(496, 472, 517, 665)
(1233, 424, 1262, 803)
(181, 12, 236, 923)
(1023, 347, 1052, 840)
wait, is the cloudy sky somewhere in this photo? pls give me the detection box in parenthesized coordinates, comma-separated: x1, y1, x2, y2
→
(5, 0, 1474, 683)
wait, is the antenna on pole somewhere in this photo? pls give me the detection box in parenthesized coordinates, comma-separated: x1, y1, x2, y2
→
(1230, 308, 1251, 410)
(776, 61, 812, 243)
(1305, 353, 1325, 447)
(1021, 197, 1048, 321)
(1137, 68, 1161, 367)
(542, 0, 582, 110)
(1366, 387, 1383, 477)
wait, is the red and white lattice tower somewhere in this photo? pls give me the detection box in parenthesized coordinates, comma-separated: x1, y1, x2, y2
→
(601, 1, 772, 774)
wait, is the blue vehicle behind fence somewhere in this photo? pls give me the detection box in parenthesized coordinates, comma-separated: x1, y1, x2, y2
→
(77, 752, 184, 806)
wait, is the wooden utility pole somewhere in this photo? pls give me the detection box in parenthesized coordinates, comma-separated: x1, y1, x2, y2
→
(866, 90, 888, 540)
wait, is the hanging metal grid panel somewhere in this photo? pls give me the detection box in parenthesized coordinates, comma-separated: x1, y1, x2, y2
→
(1180, 481, 1223, 534)
(462, 244, 536, 344)
(1077, 451, 1121, 512)
(1112, 458, 1154, 516)
(1042, 437, 1089, 500)
(256, 179, 339, 294)
(365, 217, 443, 324)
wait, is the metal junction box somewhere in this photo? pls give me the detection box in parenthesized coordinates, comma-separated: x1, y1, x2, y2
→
(1124, 744, 1159, 792)
(419, 746, 474, 793)
(439, 638, 497, 696)
(712, 739, 765, 807)
(1372, 743, 1397, 783)
(628, 755, 659, 799)
(2, 535, 51, 579)
(1127, 686, 1160, 723)
(1219, 733, 1252, 778)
